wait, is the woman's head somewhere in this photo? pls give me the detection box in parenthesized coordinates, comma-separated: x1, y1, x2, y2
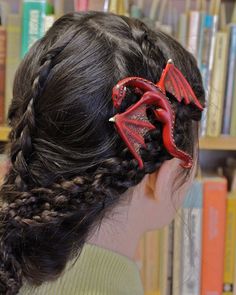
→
(0, 11, 205, 294)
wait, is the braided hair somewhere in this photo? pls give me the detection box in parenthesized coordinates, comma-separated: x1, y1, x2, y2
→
(0, 11, 205, 294)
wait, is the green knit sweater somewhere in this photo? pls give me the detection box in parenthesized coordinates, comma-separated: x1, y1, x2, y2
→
(19, 243, 144, 295)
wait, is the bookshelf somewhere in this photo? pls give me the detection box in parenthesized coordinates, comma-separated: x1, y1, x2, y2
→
(1, 125, 236, 151)
(199, 136, 236, 150)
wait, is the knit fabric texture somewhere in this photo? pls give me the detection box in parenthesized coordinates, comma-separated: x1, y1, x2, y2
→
(19, 242, 144, 295)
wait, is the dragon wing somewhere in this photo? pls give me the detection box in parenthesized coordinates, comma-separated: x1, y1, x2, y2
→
(157, 60, 203, 111)
(111, 102, 156, 169)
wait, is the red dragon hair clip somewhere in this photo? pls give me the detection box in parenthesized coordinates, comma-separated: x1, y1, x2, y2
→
(109, 59, 204, 170)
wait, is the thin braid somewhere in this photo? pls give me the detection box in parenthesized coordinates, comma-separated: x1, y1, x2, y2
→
(0, 27, 84, 295)
(9, 30, 80, 191)
(1, 159, 136, 226)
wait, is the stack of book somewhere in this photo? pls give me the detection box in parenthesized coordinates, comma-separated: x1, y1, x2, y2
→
(135, 166, 236, 295)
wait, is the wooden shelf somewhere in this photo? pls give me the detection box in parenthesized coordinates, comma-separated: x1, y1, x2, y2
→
(199, 136, 236, 151)
(0, 126, 236, 151)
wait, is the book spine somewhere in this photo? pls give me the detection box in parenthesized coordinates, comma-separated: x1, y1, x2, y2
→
(201, 177, 227, 295)
(134, 234, 145, 285)
(144, 230, 160, 294)
(181, 180, 203, 295)
(172, 211, 183, 295)
(44, 15, 55, 33)
(223, 192, 236, 295)
(197, 11, 207, 68)
(207, 31, 229, 137)
(230, 71, 236, 136)
(160, 223, 173, 295)
(200, 14, 214, 136)
(187, 11, 201, 57)
(54, 0, 64, 19)
(0, 27, 6, 124)
(177, 13, 188, 47)
(4, 14, 21, 122)
(0, 154, 9, 186)
(21, 0, 47, 58)
(109, 0, 118, 13)
(222, 25, 236, 134)
(74, 0, 88, 11)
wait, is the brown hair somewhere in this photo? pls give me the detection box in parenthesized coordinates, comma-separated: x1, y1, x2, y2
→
(0, 11, 205, 294)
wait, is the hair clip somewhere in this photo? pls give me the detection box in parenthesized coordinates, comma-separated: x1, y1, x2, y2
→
(109, 59, 203, 169)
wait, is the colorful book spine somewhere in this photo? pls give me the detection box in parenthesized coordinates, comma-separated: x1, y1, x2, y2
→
(144, 230, 160, 295)
(109, 0, 118, 13)
(181, 180, 203, 295)
(207, 30, 230, 137)
(199, 14, 214, 136)
(74, 0, 88, 12)
(223, 192, 236, 295)
(200, 14, 218, 137)
(222, 24, 236, 134)
(0, 26, 6, 124)
(4, 14, 21, 122)
(201, 176, 227, 295)
(21, 0, 47, 58)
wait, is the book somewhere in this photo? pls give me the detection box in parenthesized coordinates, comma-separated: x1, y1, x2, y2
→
(200, 14, 218, 137)
(177, 12, 188, 47)
(144, 230, 160, 295)
(0, 26, 6, 124)
(197, 11, 207, 68)
(74, 0, 88, 12)
(0, 154, 8, 186)
(201, 175, 227, 295)
(187, 10, 201, 57)
(54, 0, 64, 19)
(88, 0, 105, 11)
(44, 15, 55, 33)
(172, 210, 183, 295)
(149, 0, 160, 21)
(109, 0, 118, 13)
(159, 222, 173, 295)
(0, 1, 10, 26)
(181, 180, 203, 295)
(4, 14, 21, 121)
(21, 0, 47, 58)
(230, 71, 236, 136)
(222, 24, 236, 134)
(134, 234, 145, 285)
(207, 30, 230, 137)
(223, 192, 236, 295)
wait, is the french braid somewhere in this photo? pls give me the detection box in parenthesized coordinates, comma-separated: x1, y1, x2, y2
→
(0, 23, 92, 294)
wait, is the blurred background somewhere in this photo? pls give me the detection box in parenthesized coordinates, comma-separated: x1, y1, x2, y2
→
(0, 1, 236, 295)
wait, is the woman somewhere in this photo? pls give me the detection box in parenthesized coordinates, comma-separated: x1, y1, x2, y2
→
(0, 11, 205, 295)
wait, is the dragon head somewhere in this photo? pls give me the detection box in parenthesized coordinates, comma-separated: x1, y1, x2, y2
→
(112, 84, 127, 109)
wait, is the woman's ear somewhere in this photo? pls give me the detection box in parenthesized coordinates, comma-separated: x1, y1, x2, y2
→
(144, 158, 183, 201)
(145, 170, 159, 200)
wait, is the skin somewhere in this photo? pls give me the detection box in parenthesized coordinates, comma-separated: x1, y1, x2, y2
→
(87, 157, 197, 260)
